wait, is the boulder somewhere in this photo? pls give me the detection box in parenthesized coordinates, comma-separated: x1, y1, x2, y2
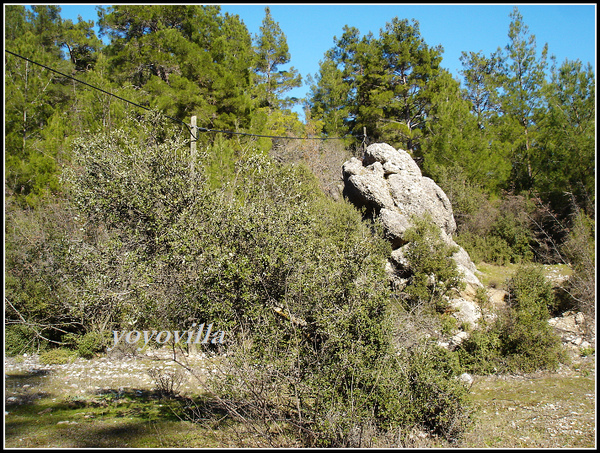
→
(342, 143, 482, 295)
(342, 157, 395, 213)
(449, 298, 482, 328)
(363, 142, 422, 177)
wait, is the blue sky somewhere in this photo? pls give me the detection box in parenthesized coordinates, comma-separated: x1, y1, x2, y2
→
(46, 4, 597, 117)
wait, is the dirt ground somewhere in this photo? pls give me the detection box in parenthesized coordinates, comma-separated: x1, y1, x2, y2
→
(4, 348, 596, 448)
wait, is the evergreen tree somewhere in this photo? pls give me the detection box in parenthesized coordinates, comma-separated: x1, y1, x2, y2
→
(308, 18, 443, 153)
(306, 56, 352, 138)
(98, 5, 255, 131)
(498, 7, 549, 192)
(253, 6, 302, 111)
(377, 18, 443, 153)
(421, 70, 511, 194)
(536, 59, 595, 216)
(4, 5, 73, 206)
(459, 50, 503, 129)
(308, 26, 362, 138)
(60, 16, 104, 72)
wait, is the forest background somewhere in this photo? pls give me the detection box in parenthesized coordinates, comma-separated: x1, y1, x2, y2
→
(3, 4, 596, 447)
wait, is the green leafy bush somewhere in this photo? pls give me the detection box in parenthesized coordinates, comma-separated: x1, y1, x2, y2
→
(458, 265, 565, 374)
(39, 348, 77, 365)
(5, 324, 42, 356)
(77, 331, 109, 359)
(401, 215, 464, 312)
(58, 112, 471, 445)
(560, 210, 595, 317)
(453, 195, 536, 265)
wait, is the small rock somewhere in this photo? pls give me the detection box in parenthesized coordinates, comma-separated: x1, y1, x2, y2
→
(458, 372, 474, 386)
(451, 331, 470, 347)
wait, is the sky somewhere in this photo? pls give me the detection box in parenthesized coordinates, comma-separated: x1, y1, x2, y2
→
(32, 3, 598, 118)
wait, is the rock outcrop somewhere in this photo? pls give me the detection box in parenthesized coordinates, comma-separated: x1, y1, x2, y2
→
(548, 311, 595, 351)
(342, 143, 483, 325)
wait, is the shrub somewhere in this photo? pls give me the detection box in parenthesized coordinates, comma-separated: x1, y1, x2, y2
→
(505, 265, 554, 319)
(147, 366, 186, 398)
(453, 194, 537, 265)
(39, 348, 76, 365)
(77, 331, 109, 359)
(560, 210, 595, 317)
(59, 112, 472, 446)
(457, 265, 565, 374)
(401, 215, 464, 312)
(5, 324, 42, 356)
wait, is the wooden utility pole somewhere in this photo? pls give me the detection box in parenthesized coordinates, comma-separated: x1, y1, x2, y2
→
(363, 126, 367, 155)
(190, 115, 197, 177)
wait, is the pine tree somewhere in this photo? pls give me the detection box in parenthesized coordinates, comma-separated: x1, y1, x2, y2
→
(421, 70, 511, 194)
(498, 7, 548, 191)
(377, 18, 443, 154)
(308, 18, 443, 153)
(254, 7, 302, 111)
(4, 5, 73, 206)
(536, 59, 595, 215)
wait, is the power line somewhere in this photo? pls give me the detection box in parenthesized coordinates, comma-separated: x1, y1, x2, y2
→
(5, 49, 189, 132)
(192, 125, 353, 141)
(5, 49, 359, 142)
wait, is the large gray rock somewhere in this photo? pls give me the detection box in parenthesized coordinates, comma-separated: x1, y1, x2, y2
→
(342, 143, 482, 295)
(363, 143, 422, 178)
(343, 144, 456, 236)
(342, 157, 395, 212)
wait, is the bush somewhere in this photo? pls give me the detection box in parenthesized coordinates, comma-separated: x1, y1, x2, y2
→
(505, 265, 554, 318)
(401, 215, 464, 312)
(560, 210, 595, 317)
(77, 331, 109, 359)
(5, 324, 43, 356)
(453, 195, 536, 265)
(59, 112, 472, 446)
(457, 265, 565, 374)
(39, 348, 77, 365)
(147, 366, 186, 398)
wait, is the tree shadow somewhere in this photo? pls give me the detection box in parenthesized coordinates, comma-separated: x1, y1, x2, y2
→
(5, 385, 231, 448)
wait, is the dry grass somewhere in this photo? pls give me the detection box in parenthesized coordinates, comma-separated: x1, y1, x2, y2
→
(5, 338, 595, 448)
(460, 357, 595, 448)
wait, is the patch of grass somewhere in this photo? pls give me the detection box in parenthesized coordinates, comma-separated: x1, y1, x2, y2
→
(462, 369, 595, 448)
(4, 390, 228, 448)
(38, 348, 77, 365)
(476, 262, 520, 289)
(476, 263, 573, 291)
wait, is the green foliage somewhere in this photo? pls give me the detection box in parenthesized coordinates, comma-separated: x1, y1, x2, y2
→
(421, 71, 511, 194)
(58, 114, 470, 444)
(560, 210, 596, 316)
(4, 5, 594, 445)
(536, 59, 595, 215)
(458, 265, 565, 374)
(39, 348, 77, 365)
(454, 195, 535, 265)
(308, 18, 443, 152)
(76, 332, 109, 359)
(5, 325, 43, 356)
(505, 265, 554, 318)
(254, 7, 302, 110)
(401, 216, 464, 311)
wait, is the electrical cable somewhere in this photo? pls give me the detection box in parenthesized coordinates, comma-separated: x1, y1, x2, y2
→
(6, 49, 361, 142)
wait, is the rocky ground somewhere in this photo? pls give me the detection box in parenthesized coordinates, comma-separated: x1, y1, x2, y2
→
(5, 347, 215, 405)
(4, 290, 596, 448)
(463, 353, 595, 448)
